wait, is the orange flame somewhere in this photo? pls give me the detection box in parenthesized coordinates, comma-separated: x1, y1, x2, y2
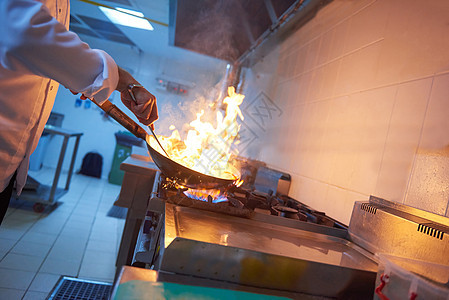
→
(148, 87, 244, 180)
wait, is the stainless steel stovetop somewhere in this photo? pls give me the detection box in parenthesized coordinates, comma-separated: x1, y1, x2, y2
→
(131, 173, 378, 299)
(157, 201, 377, 298)
(130, 173, 449, 299)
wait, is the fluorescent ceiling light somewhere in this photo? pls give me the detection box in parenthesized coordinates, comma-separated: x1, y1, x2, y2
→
(99, 6, 154, 31)
(115, 7, 143, 17)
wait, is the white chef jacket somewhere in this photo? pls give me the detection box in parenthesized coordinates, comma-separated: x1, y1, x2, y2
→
(0, 0, 119, 193)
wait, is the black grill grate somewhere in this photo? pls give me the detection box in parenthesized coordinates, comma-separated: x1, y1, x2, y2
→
(49, 277, 112, 300)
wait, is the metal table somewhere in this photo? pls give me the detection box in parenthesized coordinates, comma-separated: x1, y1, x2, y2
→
(18, 125, 83, 210)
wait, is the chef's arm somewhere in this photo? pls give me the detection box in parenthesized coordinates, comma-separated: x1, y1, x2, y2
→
(0, 0, 157, 125)
(0, 0, 116, 103)
(73, 66, 159, 127)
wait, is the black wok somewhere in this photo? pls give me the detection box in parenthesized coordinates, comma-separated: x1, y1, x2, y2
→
(95, 99, 238, 189)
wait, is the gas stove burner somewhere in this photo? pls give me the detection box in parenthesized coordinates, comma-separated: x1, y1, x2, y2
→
(246, 191, 271, 210)
(165, 193, 254, 218)
(157, 175, 346, 229)
(271, 205, 301, 219)
(183, 188, 228, 203)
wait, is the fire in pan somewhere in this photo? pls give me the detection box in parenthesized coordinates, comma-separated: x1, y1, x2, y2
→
(93, 99, 239, 190)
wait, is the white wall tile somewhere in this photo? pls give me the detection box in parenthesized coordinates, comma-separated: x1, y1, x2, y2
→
(286, 51, 299, 80)
(292, 102, 318, 177)
(292, 16, 319, 46)
(243, 0, 449, 222)
(334, 41, 383, 96)
(405, 149, 449, 215)
(419, 73, 449, 150)
(304, 38, 322, 73)
(290, 104, 308, 174)
(284, 80, 300, 109)
(326, 95, 358, 189)
(291, 176, 329, 213)
(315, 60, 340, 101)
(315, 0, 375, 32)
(328, 20, 350, 62)
(296, 72, 313, 104)
(273, 81, 287, 107)
(404, 74, 449, 214)
(375, 78, 433, 203)
(299, 101, 328, 180)
(287, 80, 302, 107)
(324, 185, 347, 223)
(309, 100, 333, 182)
(306, 68, 322, 102)
(275, 115, 297, 172)
(343, 0, 388, 54)
(375, 0, 449, 86)
(296, 102, 321, 177)
(294, 46, 308, 76)
(316, 29, 334, 66)
(349, 85, 397, 195)
(276, 56, 289, 82)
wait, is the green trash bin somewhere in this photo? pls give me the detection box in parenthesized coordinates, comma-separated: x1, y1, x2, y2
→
(108, 131, 143, 185)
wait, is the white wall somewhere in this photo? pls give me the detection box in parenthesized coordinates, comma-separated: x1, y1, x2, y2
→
(241, 0, 449, 224)
(41, 37, 227, 179)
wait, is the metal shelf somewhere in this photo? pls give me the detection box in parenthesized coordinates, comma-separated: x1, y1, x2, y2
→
(17, 125, 83, 208)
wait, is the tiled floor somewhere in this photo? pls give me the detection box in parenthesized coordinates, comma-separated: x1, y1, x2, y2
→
(0, 167, 125, 300)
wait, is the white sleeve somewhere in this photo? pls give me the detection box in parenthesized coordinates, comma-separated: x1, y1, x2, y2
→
(0, 0, 118, 103)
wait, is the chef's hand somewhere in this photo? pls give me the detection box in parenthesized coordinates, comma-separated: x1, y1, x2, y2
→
(117, 67, 158, 129)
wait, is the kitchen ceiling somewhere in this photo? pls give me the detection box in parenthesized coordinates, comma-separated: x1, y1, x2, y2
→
(169, 0, 296, 62)
(168, 0, 331, 66)
(69, 0, 223, 69)
(70, 0, 330, 72)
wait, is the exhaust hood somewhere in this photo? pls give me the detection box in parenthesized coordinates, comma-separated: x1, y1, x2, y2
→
(169, 0, 331, 66)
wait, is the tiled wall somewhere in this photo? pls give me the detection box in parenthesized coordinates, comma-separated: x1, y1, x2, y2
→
(241, 0, 449, 224)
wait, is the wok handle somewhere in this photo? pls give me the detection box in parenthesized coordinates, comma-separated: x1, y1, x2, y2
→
(94, 99, 147, 141)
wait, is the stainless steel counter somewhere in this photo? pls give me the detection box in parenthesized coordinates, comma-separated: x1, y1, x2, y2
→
(349, 196, 449, 266)
(156, 202, 378, 298)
